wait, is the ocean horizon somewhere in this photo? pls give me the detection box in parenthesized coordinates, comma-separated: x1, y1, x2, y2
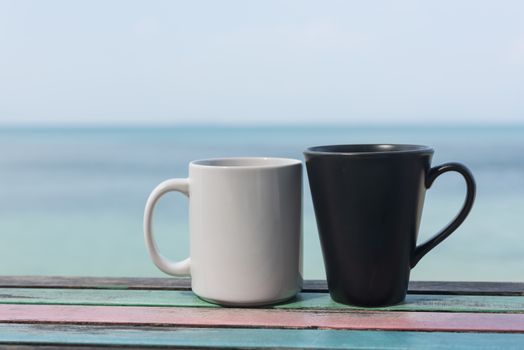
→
(1, 124, 523, 281)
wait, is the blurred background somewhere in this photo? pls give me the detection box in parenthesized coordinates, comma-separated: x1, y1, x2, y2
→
(0, 1, 522, 281)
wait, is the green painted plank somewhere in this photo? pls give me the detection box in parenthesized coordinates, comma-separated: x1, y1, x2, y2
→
(0, 288, 523, 313)
(280, 293, 524, 313)
(1, 324, 524, 349)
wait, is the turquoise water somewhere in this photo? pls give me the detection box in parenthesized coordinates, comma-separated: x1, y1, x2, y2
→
(0, 125, 523, 281)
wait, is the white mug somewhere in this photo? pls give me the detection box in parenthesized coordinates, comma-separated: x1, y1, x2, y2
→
(143, 157, 303, 306)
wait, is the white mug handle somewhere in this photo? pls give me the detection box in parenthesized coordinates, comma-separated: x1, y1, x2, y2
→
(143, 178, 191, 276)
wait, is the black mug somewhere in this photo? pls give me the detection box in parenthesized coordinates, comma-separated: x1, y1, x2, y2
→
(304, 144, 475, 307)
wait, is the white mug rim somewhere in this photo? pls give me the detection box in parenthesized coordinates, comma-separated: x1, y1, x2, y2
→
(190, 157, 301, 169)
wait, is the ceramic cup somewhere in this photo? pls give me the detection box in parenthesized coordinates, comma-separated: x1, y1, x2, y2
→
(304, 144, 476, 307)
(143, 157, 303, 306)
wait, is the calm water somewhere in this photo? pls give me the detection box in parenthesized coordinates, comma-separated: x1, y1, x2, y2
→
(0, 125, 523, 281)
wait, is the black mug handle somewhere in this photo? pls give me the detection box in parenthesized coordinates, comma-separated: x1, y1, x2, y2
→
(410, 162, 476, 268)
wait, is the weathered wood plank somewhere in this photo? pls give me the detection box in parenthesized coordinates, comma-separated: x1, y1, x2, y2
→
(0, 288, 523, 313)
(0, 276, 522, 295)
(0, 346, 132, 350)
(409, 281, 524, 296)
(0, 276, 192, 291)
(2, 324, 524, 350)
(1, 304, 524, 332)
(0, 346, 149, 350)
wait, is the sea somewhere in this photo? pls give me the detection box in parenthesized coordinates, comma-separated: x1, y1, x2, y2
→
(0, 125, 523, 281)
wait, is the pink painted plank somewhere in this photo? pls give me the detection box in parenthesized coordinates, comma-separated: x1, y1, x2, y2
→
(1, 304, 523, 333)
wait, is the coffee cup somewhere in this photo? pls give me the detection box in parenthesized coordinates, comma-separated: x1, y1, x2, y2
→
(143, 157, 303, 306)
(304, 144, 475, 306)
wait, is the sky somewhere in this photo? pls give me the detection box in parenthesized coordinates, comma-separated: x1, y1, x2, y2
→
(0, 0, 523, 125)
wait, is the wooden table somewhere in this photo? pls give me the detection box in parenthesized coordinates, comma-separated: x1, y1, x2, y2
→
(0, 277, 523, 349)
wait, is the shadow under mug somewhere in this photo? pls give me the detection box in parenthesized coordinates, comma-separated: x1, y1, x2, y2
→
(304, 144, 476, 307)
(143, 157, 303, 306)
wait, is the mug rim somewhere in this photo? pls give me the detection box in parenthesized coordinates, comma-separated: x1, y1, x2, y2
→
(304, 144, 434, 156)
(190, 157, 301, 169)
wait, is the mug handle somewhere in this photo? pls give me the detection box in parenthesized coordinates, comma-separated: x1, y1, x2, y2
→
(410, 162, 476, 268)
(143, 178, 191, 276)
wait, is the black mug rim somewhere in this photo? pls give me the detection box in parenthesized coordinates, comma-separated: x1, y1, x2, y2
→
(304, 144, 434, 156)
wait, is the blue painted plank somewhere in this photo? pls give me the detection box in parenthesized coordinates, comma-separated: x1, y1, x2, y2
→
(0, 324, 523, 349)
